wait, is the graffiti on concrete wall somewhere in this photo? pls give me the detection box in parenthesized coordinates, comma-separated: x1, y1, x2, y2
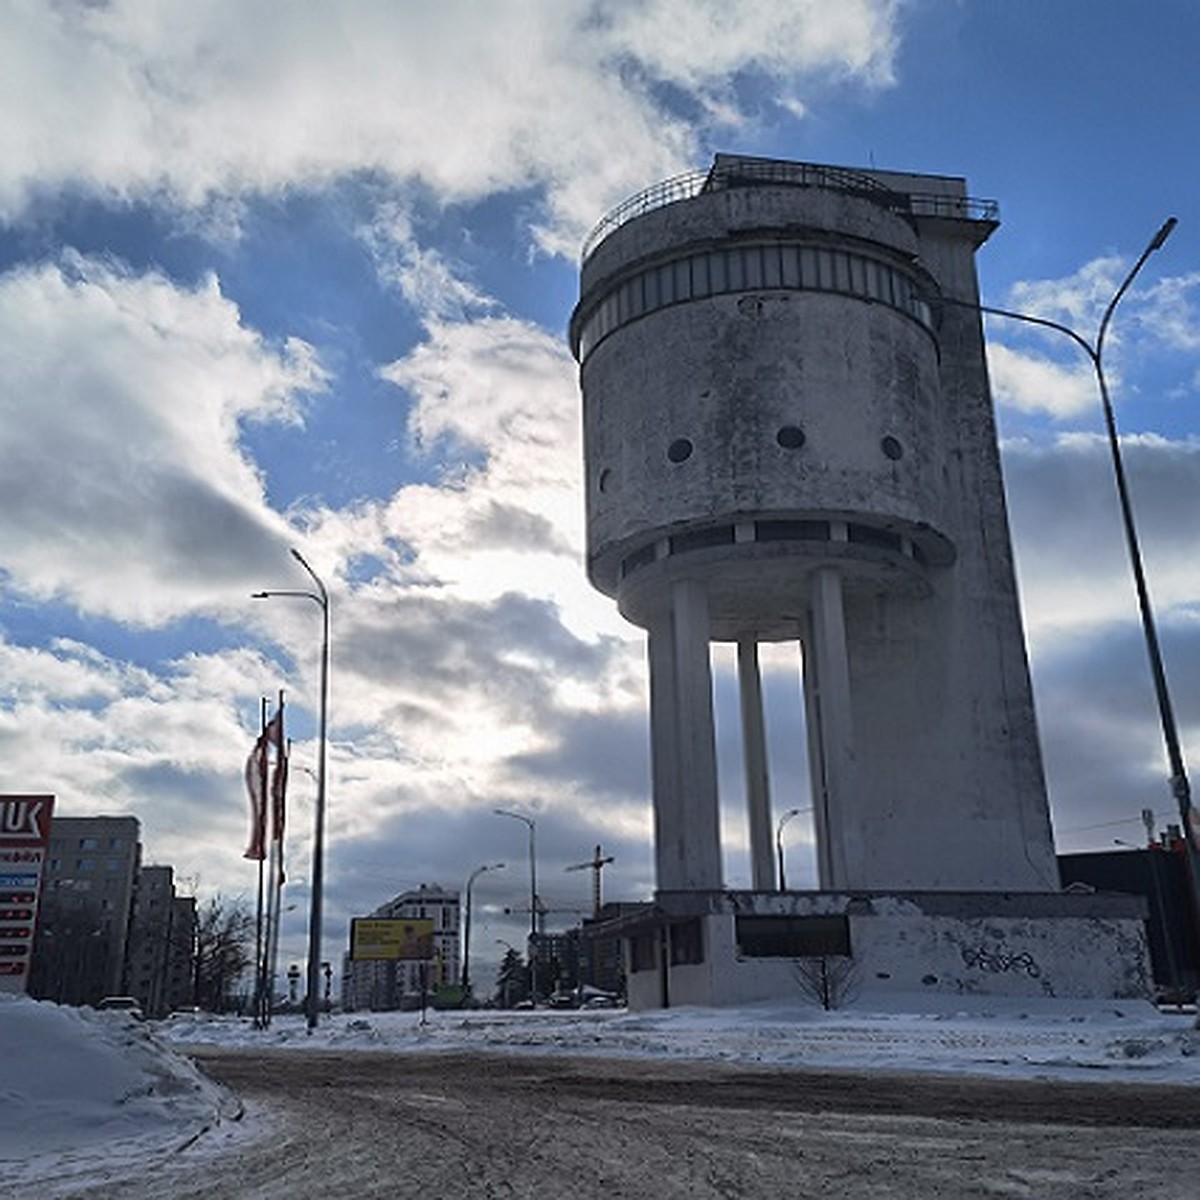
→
(961, 945, 1041, 978)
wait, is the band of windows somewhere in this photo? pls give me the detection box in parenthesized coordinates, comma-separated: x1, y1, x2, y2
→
(618, 518, 939, 581)
(574, 243, 934, 362)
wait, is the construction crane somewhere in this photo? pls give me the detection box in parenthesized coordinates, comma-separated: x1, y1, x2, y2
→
(565, 845, 615, 919)
(503, 895, 583, 937)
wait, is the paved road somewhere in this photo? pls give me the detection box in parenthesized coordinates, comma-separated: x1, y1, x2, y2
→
(68, 1050, 1200, 1199)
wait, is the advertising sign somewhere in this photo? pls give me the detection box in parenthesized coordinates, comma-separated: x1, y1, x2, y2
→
(0, 794, 55, 993)
(350, 917, 434, 961)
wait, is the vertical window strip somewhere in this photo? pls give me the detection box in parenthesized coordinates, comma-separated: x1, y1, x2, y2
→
(674, 258, 692, 301)
(744, 244, 763, 289)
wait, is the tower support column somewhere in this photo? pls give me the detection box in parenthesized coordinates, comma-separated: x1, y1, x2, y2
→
(737, 636, 775, 890)
(647, 578, 723, 891)
(805, 568, 855, 889)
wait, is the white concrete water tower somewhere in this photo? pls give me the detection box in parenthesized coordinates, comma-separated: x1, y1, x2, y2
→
(570, 156, 1148, 1009)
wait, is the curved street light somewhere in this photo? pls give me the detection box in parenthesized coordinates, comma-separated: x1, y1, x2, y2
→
(461, 861, 505, 996)
(775, 807, 809, 892)
(935, 217, 1200, 927)
(253, 548, 330, 1033)
(494, 809, 538, 1005)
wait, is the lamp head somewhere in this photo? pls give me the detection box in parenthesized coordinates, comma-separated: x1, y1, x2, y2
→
(1150, 217, 1178, 251)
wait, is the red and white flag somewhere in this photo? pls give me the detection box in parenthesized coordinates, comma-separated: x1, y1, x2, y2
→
(244, 710, 282, 861)
(270, 724, 288, 845)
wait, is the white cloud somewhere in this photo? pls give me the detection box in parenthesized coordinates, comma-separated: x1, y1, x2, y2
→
(1140, 271, 1200, 353)
(1002, 257, 1200, 366)
(0, 255, 323, 624)
(375, 313, 624, 635)
(0, 635, 278, 885)
(0, 1, 902, 254)
(988, 342, 1096, 419)
(601, 0, 899, 90)
(1006, 256, 1127, 337)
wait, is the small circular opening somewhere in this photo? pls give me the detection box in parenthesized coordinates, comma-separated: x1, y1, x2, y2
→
(598, 468, 612, 493)
(667, 438, 694, 464)
(776, 425, 806, 450)
(881, 435, 904, 461)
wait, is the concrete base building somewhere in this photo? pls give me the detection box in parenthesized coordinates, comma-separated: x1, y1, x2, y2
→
(570, 155, 1149, 1009)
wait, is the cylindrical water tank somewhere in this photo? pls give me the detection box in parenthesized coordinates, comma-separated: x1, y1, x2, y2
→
(571, 162, 953, 637)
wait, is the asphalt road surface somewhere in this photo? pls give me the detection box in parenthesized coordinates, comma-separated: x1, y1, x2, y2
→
(67, 1049, 1200, 1199)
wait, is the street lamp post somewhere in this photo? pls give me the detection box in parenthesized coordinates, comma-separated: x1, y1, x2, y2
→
(494, 809, 538, 1005)
(462, 861, 505, 998)
(776, 808, 805, 892)
(937, 217, 1200, 930)
(253, 548, 330, 1033)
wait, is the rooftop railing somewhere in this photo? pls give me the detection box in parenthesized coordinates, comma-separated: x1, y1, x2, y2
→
(581, 157, 999, 262)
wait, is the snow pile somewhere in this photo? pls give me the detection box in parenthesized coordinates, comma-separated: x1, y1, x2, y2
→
(0, 993, 243, 1193)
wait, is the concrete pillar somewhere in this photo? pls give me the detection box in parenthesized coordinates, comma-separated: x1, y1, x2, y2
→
(646, 579, 723, 890)
(805, 568, 855, 889)
(737, 636, 775, 890)
(647, 616, 685, 889)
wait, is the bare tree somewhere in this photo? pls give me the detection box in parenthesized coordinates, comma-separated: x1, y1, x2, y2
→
(194, 895, 254, 1013)
(791, 956, 860, 1011)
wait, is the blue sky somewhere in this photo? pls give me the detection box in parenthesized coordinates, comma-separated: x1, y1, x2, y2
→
(3, 1, 1200, 985)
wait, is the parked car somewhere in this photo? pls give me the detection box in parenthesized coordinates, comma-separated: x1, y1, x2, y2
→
(582, 994, 621, 1010)
(96, 996, 144, 1020)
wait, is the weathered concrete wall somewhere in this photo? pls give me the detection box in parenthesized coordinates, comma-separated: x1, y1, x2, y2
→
(582, 289, 947, 595)
(622, 893, 1152, 1011)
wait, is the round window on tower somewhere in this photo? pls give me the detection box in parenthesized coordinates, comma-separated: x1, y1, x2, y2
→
(881, 435, 904, 461)
(776, 425, 806, 450)
(667, 438, 694, 464)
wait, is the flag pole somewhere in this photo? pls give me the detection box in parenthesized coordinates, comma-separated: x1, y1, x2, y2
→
(268, 733, 290, 1016)
(264, 696, 287, 1027)
(252, 696, 268, 1029)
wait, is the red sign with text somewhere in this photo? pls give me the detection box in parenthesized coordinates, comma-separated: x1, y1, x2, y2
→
(0, 795, 55, 992)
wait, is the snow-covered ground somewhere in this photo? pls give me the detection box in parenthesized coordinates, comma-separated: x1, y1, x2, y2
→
(4, 991, 1199, 1194)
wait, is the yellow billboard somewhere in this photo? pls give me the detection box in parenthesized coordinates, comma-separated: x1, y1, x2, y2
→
(350, 918, 435, 961)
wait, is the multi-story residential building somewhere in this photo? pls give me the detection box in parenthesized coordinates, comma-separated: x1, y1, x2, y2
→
(164, 893, 198, 1010)
(29, 815, 141, 1006)
(343, 883, 460, 1011)
(124, 865, 197, 1017)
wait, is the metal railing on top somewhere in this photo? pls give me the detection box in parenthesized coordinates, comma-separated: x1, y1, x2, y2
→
(581, 158, 999, 263)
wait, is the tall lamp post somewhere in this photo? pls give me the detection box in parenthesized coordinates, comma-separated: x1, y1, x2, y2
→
(253, 548, 330, 1033)
(938, 217, 1200, 928)
(494, 809, 538, 1005)
(462, 861, 505, 998)
(776, 807, 806, 892)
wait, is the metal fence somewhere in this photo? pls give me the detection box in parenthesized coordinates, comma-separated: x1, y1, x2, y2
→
(581, 158, 999, 262)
